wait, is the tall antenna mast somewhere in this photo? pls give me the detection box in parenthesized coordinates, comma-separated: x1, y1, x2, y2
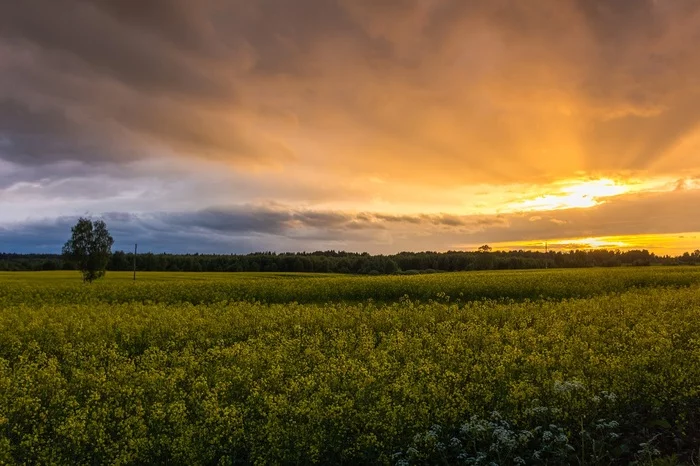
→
(133, 243, 137, 281)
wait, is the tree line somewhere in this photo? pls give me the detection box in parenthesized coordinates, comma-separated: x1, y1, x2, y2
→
(3, 248, 700, 274)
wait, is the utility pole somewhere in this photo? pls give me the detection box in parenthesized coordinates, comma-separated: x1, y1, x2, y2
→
(133, 243, 137, 281)
(545, 241, 548, 269)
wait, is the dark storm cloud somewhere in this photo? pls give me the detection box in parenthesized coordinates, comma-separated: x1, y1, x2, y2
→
(0, 0, 228, 97)
(0, 214, 258, 254)
(0, 159, 132, 190)
(0, 206, 506, 253)
(0, 0, 280, 167)
(0, 99, 133, 165)
(85, 0, 218, 57)
(0, 216, 74, 252)
(2, 0, 700, 181)
(162, 207, 503, 237)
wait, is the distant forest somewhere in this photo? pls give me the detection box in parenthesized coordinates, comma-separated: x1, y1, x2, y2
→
(3, 248, 700, 274)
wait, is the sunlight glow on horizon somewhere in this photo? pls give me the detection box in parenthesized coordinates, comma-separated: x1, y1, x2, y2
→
(462, 232, 700, 254)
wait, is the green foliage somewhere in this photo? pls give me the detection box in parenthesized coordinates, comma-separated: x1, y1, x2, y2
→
(0, 269, 699, 464)
(62, 218, 114, 283)
(4, 247, 700, 272)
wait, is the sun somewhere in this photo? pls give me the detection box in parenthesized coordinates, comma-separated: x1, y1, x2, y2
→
(509, 178, 631, 212)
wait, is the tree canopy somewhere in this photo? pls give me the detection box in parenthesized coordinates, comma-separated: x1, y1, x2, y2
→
(62, 218, 114, 282)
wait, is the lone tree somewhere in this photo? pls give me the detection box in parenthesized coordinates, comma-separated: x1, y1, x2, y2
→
(62, 217, 114, 283)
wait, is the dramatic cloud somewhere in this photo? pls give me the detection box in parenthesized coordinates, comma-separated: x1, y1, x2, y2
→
(2, 1, 700, 253)
(3, 187, 700, 254)
(0, 205, 508, 253)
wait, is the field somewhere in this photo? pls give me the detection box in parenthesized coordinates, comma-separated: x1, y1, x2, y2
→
(1, 268, 700, 464)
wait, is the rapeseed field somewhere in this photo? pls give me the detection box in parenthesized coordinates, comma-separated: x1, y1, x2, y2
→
(1, 268, 699, 464)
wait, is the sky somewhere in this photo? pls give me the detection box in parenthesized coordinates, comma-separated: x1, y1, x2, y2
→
(2, 0, 700, 255)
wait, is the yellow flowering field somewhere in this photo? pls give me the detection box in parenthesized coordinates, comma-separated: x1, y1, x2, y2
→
(1, 268, 699, 464)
